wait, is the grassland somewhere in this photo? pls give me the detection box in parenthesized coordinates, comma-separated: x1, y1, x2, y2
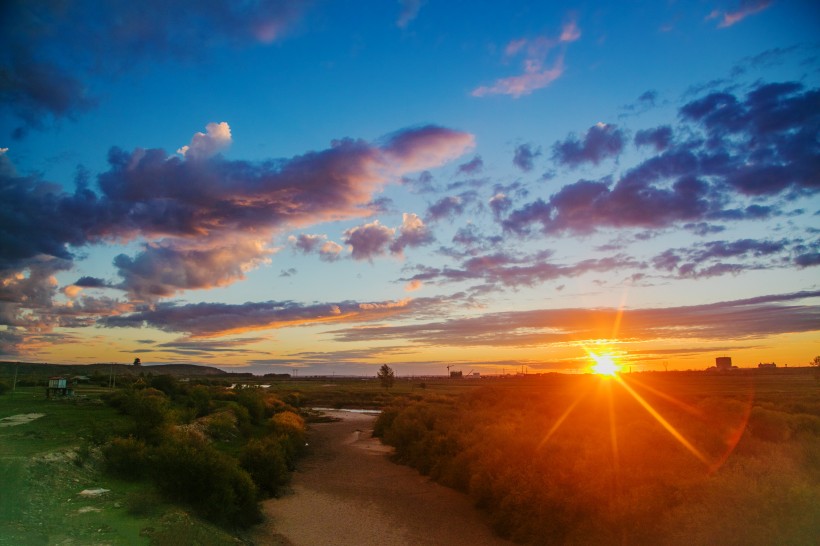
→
(0, 386, 249, 545)
(375, 369, 820, 545)
(1, 366, 817, 545)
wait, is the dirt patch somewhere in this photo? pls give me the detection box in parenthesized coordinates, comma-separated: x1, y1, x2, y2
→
(0, 413, 45, 427)
(251, 410, 511, 546)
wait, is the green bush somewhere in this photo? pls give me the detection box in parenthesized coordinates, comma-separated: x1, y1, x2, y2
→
(103, 436, 151, 479)
(0, 380, 9, 395)
(240, 437, 290, 496)
(152, 431, 261, 527)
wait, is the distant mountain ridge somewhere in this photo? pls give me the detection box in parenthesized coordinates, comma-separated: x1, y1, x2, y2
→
(0, 361, 235, 377)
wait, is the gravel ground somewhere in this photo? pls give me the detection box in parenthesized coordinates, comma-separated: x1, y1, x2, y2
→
(250, 410, 513, 546)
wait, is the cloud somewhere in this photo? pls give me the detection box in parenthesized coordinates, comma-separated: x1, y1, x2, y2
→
(634, 126, 673, 152)
(101, 296, 445, 338)
(457, 155, 484, 175)
(114, 240, 273, 298)
(1, 1, 307, 134)
(382, 125, 475, 173)
(471, 20, 580, 98)
(331, 290, 820, 347)
(552, 122, 626, 167)
(652, 238, 792, 279)
(513, 143, 541, 172)
(343, 221, 395, 261)
(0, 124, 472, 301)
(426, 195, 466, 222)
(501, 81, 819, 236)
(390, 213, 434, 254)
(489, 193, 512, 219)
(290, 233, 343, 262)
(707, 0, 772, 28)
(402, 248, 642, 289)
(177, 122, 232, 159)
(397, 0, 425, 28)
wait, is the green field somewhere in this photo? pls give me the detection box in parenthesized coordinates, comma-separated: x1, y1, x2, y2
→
(0, 385, 267, 545)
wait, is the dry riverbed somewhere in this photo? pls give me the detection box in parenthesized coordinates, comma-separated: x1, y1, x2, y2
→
(251, 410, 512, 546)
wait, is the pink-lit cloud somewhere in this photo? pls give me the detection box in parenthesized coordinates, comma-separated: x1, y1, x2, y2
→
(707, 0, 772, 28)
(1, 124, 474, 302)
(472, 20, 580, 98)
(177, 122, 232, 159)
(390, 213, 434, 254)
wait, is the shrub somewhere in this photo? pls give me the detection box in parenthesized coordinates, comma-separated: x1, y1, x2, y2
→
(204, 410, 240, 442)
(187, 385, 213, 417)
(125, 390, 171, 442)
(0, 380, 9, 395)
(240, 437, 290, 496)
(103, 436, 151, 479)
(152, 431, 261, 527)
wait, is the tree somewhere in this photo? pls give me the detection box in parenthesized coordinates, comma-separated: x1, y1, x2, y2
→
(811, 356, 820, 367)
(377, 364, 395, 389)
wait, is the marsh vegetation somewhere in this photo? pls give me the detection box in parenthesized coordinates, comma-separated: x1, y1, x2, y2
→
(375, 372, 820, 545)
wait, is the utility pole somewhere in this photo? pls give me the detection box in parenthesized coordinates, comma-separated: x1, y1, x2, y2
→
(11, 361, 19, 399)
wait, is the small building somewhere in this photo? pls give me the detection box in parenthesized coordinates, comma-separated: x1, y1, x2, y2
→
(46, 377, 74, 398)
(715, 357, 734, 370)
(758, 362, 776, 369)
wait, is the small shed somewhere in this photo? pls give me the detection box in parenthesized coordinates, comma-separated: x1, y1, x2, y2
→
(46, 377, 74, 398)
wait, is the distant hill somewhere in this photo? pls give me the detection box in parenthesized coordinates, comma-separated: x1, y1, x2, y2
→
(0, 361, 234, 378)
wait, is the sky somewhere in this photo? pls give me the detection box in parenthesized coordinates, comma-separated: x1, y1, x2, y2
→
(1, 0, 819, 376)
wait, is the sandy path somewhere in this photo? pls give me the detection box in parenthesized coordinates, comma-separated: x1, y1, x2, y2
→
(250, 411, 512, 546)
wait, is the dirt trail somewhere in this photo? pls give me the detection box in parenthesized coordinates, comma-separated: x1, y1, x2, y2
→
(251, 411, 512, 546)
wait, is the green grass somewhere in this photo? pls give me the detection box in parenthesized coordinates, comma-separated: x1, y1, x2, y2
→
(0, 387, 243, 545)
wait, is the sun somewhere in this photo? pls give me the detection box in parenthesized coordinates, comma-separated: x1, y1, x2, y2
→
(590, 353, 621, 376)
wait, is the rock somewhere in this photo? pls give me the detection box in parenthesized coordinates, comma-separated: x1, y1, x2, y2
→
(78, 488, 109, 497)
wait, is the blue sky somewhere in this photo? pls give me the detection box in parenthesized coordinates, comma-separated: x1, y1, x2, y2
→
(1, 0, 819, 375)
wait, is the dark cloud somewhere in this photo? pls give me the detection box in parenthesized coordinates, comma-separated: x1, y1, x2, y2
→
(501, 82, 818, 236)
(426, 194, 471, 222)
(652, 238, 792, 278)
(403, 249, 641, 289)
(400, 171, 437, 193)
(1, 0, 307, 133)
(157, 337, 269, 357)
(74, 276, 109, 288)
(343, 221, 394, 261)
(101, 296, 444, 338)
(513, 143, 541, 172)
(331, 290, 820, 347)
(634, 126, 673, 151)
(795, 252, 820, 267)
(679, 82, 820, 195)
(552, 123, 626, 167)
(638, 90, 658, 106)
(457, 155, 484, 175)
